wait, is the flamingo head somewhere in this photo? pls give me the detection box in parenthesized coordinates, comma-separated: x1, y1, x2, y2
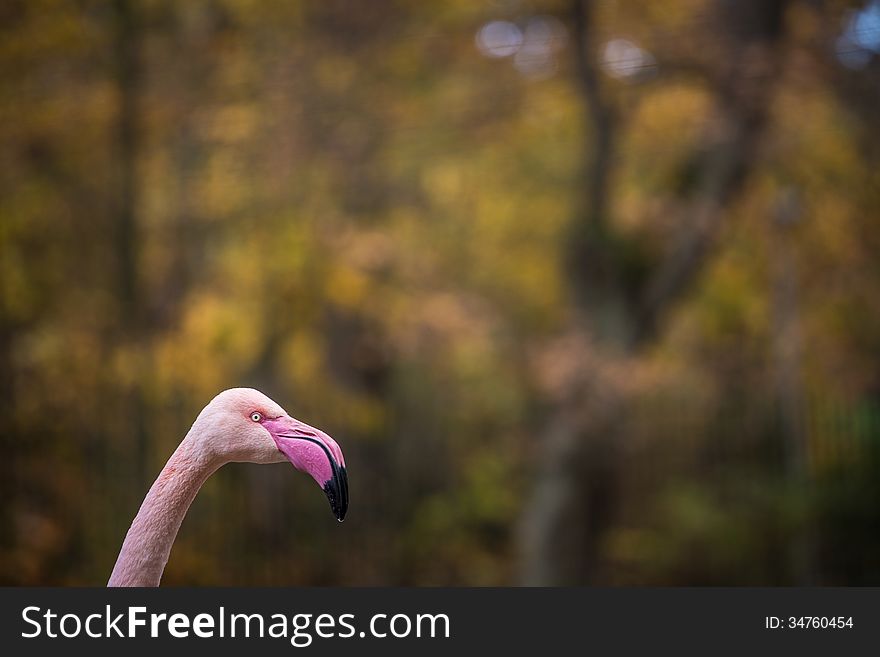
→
(195, 388, 348, 521)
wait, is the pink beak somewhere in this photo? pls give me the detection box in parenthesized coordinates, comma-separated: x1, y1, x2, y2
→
(262, 415, 348, 521)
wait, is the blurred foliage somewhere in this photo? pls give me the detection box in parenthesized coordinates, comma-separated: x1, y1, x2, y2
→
(1, 0, 879, 585)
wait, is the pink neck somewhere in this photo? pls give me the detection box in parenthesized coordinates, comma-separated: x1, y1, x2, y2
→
(108, 434, 220, 587)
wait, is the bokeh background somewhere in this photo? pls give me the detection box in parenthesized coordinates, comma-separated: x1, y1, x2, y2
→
(2, 0, 880, 586)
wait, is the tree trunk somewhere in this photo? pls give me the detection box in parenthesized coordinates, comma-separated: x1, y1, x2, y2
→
(112, 0, 151, 497)
(519, 0, 790, 585)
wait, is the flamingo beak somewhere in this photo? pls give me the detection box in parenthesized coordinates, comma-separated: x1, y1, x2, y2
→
(263, 415, 348, 521)
(324, 461, 349, 522)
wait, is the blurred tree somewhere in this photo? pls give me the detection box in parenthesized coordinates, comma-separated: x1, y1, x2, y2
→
(521, 0, 791, 584)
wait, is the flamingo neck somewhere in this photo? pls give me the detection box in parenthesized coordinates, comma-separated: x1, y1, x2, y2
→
(108, 432, 221, 587)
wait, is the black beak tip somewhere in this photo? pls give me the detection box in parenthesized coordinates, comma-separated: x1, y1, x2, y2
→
(323, 466, 348, 522)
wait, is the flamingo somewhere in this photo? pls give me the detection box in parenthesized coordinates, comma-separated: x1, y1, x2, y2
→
(108, 388, 348, 586)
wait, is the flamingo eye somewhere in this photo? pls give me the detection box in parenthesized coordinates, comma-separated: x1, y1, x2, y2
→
(250, 412, 262, 422)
